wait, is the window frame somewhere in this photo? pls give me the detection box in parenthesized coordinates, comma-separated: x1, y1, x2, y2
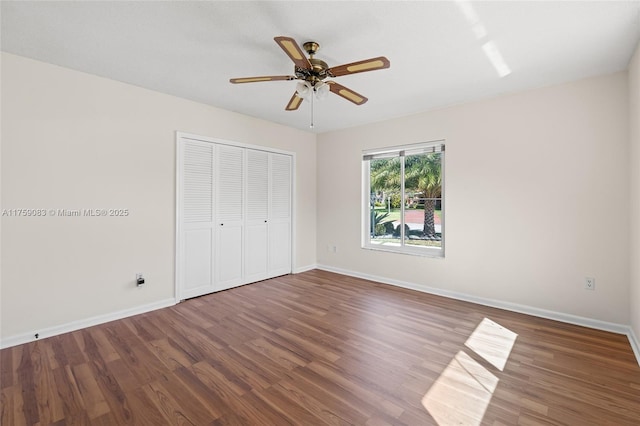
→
(362, 140, 445, 258)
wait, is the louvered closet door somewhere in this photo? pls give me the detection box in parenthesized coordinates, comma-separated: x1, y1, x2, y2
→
(215, 144, 244, 291)
(177, 135, 293, 299)
(179, 140, 215, 299)
(244, 149, 269, 282)
(269, 153, 292, 275)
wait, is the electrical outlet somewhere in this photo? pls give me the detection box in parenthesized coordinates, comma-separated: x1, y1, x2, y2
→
(327, 244, 337, 253)
(584, 277, 595, 290)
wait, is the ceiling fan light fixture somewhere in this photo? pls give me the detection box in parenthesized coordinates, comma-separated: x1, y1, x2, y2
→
(296, 81, 312, 99)
(314, 81, 330, 100)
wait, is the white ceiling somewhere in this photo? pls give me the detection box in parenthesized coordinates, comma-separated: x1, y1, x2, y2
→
(2, 1, 639, 133)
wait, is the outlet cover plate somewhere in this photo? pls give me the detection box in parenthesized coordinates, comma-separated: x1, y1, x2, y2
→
(585, 277, 595, 290)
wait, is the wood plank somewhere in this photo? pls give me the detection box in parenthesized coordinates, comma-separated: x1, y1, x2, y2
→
(0, 346, 14, 388)
(142, 379, 210, 425)
(51, 364, 85, 421)
(273, 380, 354, 426)
(252, 385, 329, 425)
(147, 338, 197, 371)
(70, 363, 111, 419)
(30, 343, 65, 424)
(1, 385, 28, 426)
(125, 386, 177, 426)
(16, 344, 39, 425)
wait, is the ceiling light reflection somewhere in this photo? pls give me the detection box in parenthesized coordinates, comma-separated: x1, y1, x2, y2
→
(455, 0, 487, 39)
(455, 0, 512, 78)
(482, 41, 512, 78)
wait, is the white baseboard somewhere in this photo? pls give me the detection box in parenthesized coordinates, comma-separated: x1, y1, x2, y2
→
(628, 328, 640, 367)
(293, 264, 318, 274)
(316, 264, 640, 366)
(0, 298, 176, 349)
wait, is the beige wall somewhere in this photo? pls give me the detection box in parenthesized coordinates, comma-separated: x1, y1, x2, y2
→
(630, 42, 640, 341)
(0, 53, 317, 341)
(317, 72, 630, 324)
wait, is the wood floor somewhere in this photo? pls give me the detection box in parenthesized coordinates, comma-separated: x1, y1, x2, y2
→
(2, 270, 640, 425)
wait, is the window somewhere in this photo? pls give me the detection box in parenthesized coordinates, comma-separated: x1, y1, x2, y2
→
(362, 141, 445, 257)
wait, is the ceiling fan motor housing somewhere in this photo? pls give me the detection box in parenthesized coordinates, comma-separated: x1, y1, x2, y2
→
(293, 41, 328, 84)
(295, 61, 329, 84)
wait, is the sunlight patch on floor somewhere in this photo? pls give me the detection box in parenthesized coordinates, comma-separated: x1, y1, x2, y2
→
(422, 351, 498, 426)
(422, 318, 518, 425)
(464, 317, 518, 371)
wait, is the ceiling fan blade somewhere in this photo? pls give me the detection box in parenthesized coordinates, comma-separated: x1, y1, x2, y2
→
(274, 36, 311, 70)
(328, 82, 368, 105)
(285, 92, 303, 111)
(230, 75, 295, 84)
(327, 56, 390, 77)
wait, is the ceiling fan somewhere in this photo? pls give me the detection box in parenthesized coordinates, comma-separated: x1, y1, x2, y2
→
(230, 36, 390, 111)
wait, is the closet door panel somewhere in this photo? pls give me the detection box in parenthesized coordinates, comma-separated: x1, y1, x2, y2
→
(179, 140, 215, 299)
(268, 153, 292, 275)
(183, 229, 213, 296)
(245, 149, 269, 281)
(270, 153, 292, 221)
(215, 145, 244, 290)
(216, 224, 243, 290)
(245, 223, 268, 279)
(269, 221, 291, 275)
(216, 145, 244, 221)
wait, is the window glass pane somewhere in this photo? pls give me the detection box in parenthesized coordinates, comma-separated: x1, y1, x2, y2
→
(404, 152, 442, 249)
(369, 157, 401, 247)
(363, 141, 444, 257)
